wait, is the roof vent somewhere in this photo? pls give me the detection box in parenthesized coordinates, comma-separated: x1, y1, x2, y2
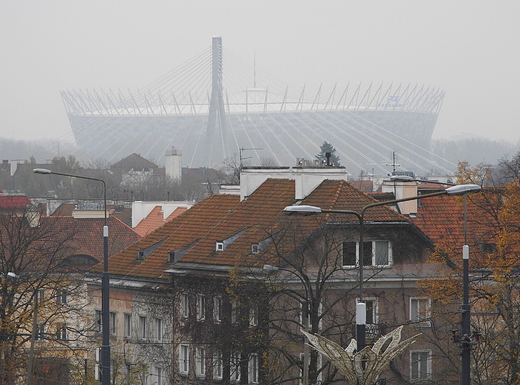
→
(168, 250, 175, 263)
(137, 249, 145, 261)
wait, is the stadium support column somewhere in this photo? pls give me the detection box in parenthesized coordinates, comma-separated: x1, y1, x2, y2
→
(206, 36, 227, 168)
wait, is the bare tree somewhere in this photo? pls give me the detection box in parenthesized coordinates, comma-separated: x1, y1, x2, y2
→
(0, 205, 87, 384)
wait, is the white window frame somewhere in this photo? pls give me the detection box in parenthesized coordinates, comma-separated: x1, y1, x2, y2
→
(96, 310, 102, 332)
(410, 297, 431, 326)
(214, 296, 222, 322)
(56, 290, 67, 305)
(299, 353, 322, 385)
(154, 366, 163, 385)
(35, 323, 45, 342)
(248, 353, 259, 384)
(216, 241, 224, 252)
(249, 304, 258, 326)
(124, 313, 132, 339)
(181, 293, 189, 318)
(155, 318, 163, 342)
(213, 350, 223, 380)
(231, 301, 239, 324)
(356, 297, 379, 325)
(196, 346, 206, 378)
(139, 316, 147, 339)
(299, 301, 323, 330)
(342, 240, 393, 268)
(230, 352, 241, 382)
(410, 350, 432, 382)
(179, 344, 190, 375)
(110, 311, 116, 336)
(56, 324, 67, 341)
(197, 295, 206, 320)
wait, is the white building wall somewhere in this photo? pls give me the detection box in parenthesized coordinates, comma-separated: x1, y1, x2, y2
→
(239, 167, 350, 201)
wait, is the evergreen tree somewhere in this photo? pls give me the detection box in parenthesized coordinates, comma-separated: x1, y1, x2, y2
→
(315, 142, 341, 166)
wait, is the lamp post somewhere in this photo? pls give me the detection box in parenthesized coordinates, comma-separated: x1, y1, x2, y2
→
(284, 184, 481, 360)
(33, 168, 110, 385)
(391, 176, 474, 384)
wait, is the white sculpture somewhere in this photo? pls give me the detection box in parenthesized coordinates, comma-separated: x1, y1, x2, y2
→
(302, 326, 420, 385)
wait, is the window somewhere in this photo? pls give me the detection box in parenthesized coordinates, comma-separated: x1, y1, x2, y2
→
(410, 350, 431, 381)
(248, 354, 259, 384)
(154, 366, 163, 385)
(155, 318, 163, 342)
(410, 298, 431, 326)
(124, 314, 132, 339)
(213, 350, 223, 380)
(230, 353, 241, 382)
(35, 289, 45, 303)
(56, 290, 67, 305)
(181, 293, 189, 318)
(196, 347, 206, 377)
(179, 344, 189, 375)
(35, 323, 45, 341)
(214, 296, 222, 322)
(139, 316, 147, 339)
(231, 301, 239, 324)
(342, 240, 392, 267)
(110, 312, 116, 335)
(251, 243, 260, 254)
(299, 353, 322, 385)
(95, 348, 101, 381)
(197, 295, 206, 320)
(356, 298, 378, 324)
(96, 310, 102, 332)
(300, 301, 322, 330)
(215, 241, 224, 252)
(56, 324, 67, 341)
(249, 305, 258, 326)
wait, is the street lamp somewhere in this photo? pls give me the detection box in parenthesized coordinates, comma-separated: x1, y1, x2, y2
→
(284, 184, 481, 359)
(33, 168, 111, 385)
(391, 175, 475, 384)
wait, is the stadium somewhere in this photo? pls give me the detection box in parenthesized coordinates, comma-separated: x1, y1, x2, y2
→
(62, 37, 452, 176)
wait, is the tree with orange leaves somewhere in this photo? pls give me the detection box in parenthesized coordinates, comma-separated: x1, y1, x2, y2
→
(420, 162, 520, 385)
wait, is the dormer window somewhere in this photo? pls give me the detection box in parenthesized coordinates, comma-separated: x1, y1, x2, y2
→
(215, 241, 224, 252)
(342, 240, 392, 267)
(168, 250, 175, 263)
(251, 243, 260, 254)
(137, 249, 145, 260)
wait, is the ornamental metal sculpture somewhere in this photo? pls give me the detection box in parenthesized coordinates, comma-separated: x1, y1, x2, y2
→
(302, 327, 420, 385)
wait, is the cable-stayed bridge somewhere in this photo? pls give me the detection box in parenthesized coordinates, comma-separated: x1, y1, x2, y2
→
(62, 37, 454, 176)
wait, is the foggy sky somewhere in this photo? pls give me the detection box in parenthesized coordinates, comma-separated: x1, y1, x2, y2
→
(1, 1, 519, 146)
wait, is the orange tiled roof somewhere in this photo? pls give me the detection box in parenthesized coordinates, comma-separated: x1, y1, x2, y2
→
(411, 191, 498, 254)
(133, 206, 188, 237)
(0, 195, 32, 208)
(44, 216, 141, 262)
(99, 178, 412, 280)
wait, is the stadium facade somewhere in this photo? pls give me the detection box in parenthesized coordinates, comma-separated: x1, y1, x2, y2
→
(62, 37, 451, 176)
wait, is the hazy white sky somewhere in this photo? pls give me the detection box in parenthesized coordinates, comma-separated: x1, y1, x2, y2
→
(1, 1, 519, 144)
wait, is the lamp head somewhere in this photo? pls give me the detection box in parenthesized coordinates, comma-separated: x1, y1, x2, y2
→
(33, 168, 52, 175)
(283, 205, 323, 216)
(445, 184, 481, 196)
(389, 175, 415, 182)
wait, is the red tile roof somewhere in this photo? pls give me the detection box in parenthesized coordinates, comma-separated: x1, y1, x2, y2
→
(100, 179, 410, 279)
(44, 216, 141, 262)
(411, 190, 498, 256)
(0, 195, 31, 208)
(133, 206, 188, 237)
